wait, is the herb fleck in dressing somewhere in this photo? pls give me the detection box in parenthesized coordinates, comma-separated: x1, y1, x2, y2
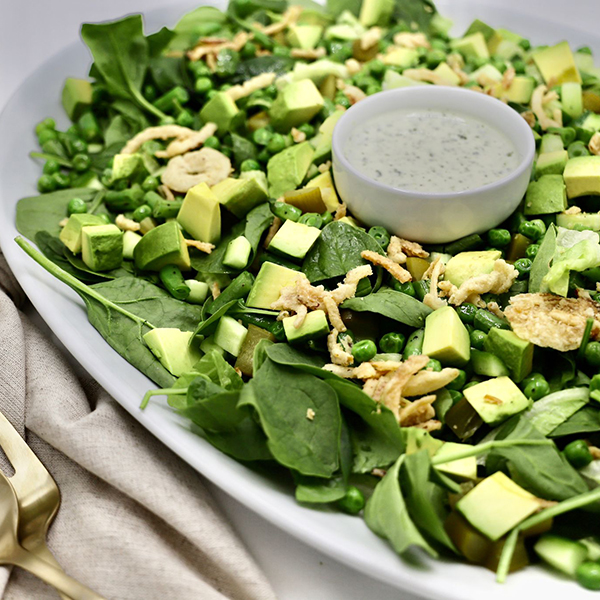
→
(344, 109, 521, 193)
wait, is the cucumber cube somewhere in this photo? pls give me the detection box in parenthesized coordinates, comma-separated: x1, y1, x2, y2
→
(214, 316, 248, 357)
(283, 310, 329, 343)
(223, 235, 252, 270)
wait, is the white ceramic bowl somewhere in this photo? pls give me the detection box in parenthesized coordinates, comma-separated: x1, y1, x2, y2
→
(332, 86, 536, 244)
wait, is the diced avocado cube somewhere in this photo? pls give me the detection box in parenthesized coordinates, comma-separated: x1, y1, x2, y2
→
(464, 19, 495, 42)
(422, 306, 470, 367)
(122, 230, 142, 260)
(177, 182, 221, 244)
(535, 150, 568, 178)
(284, 187, 327, 214)
(200, 335, 225, 356)
(246, 262, 306, 309)
(59, 213, 107, 254)
(270, 80, 324, 132)
(211, 177, 267, 218)
(337, 216, 361, 229)
(506, 76, 535, 104)
(463, 376, 532, 425)
(534, 535, 589, 577)
(444, 250, 502, 287)
(487, 28, 523, 56)
(562, 82, 584, 119)
(556, 210, 600, 231)
(563, 156, 600, 199)
(451, 32, 490, 60)
(359, 0, 394, 27)
(470, 349, 509, 378)
(112, 153, 142, 181)
(539, 134, 564, 154)
(134, 221, 191, 272)
(283, 309, 330, 343)
(235, 324, 277, 376)
(268, 219, 321, 261)
(239, 169, 268, 195)
(533, 41, 582, 85)
(484, 328, 533, 382)
(524, 175, 567, 215)
(470, 64, 503, 83)
(312, 109, 345, 165)
(223, 235, 252, 270)
(305, 170, 341, 212)
(382, 47, 419, 68)
(433, 62, 461, 86)
(287, 25, 323, 49)
(325, 24, 362, 42)
(213, 316, 248, 357)
(382, 70, 428, 90)
(267, 142, 315, 198)
(143, 328, 201, 377)
(185, 280, 210, 304)
(456, 472, 541, 541)
(433, 442, 478, 481)
(61, 78, 92, 121)
(199, 92, 239, 132)
(81, 225, 123, 272)
(405, 256, 430, 281)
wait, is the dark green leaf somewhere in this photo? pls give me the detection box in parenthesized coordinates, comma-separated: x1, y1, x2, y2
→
(168, 6, 229, 52)
(393, 0, 438, 33)
(326, 0, 361, 18)
(233, 56, 296, 84)
(244, 203, 274, 253)
(523, 388, 589, 436)
(191, 300, 238, 339)
(295, 475, 347, 503)
(347, 413, 401, 474)
(231, 133, 258, 167)
(147, 26, 176, 57)
(550, 406, 600, 437)
(192, 351, 244, 391)
(150, 56, 188, 93)
(190, 222, 246, 274)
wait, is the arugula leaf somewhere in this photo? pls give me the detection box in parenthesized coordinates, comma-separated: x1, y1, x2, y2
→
(16, 188, 97, 240)
(240, 358, 341, 477)
(302, 221, 384, 282)
(364, 455, 437, 557)
(550, 406, 600, 437)
(487, 416, 588, 501)
(523, 388, 589, 436)
(529, 223, 556, 293)
(81, 15, 167, 120)
(342, 288, 432, 328)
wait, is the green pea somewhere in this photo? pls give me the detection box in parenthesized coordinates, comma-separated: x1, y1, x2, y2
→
(352, 339, 377, 363)
(369, 59, 386, 77)
(43, 160, 60, 175)
(491, 58, 507, 73)
(206, 90, 218, 101)
(100, 168, 113, 187)
(448, 389, 463, 405)
(176, 110, 195, 128)
(392, 281, 416, 297)
(67, 197, 87, 215)
(446, 369, 467, 391)
(52, 172, 70, 189)
(204, 136, 221, 150)
(267, 133, 287, 154)
(365, 84, 381, 96)
(37, 128, 58, 145)
(469, 329, 487, 350)
(270, 201, 302, 222)
(334, 92, 351, 109)
(379, 332, 406, 354)
(426, 49, 446, 68)
(468, 56, 488, 70)
(253, 127, 273, 146)
(70, 137, 88, 155)
(576, 562, 600, 591)
(585, 341, 600, 367)
(133, 204, 152, 222)
(257, 148, 271, 163)
(463, 381, 480, 390)
(519, 38, 531, 50)
(240, 159, 261, 172)
(563, 439, 593, 469)
(298, 213, 324, 228)
(512, 59, 526, 74)
(37, 174, 57, 193)
(521, 372, 549, 400)
(195, 77, 213, 94)
(141, 176, 160, 192)
(263, 84, 278, 99)
(518, 219, 546, 241)
(297, 123, 315, 138)
(72, 153, 91, 172)
(368, 226, 391, 250)
(426, 358, 442, 372)
(220, 146, 233, 158)
(241, 41, 258, 59)
(337, 486, 365, 515)
(487, 228, 511, 248)
(514, 258, 533, 280)
(457, 302, 477, 324)
(568, 140, 590, 158)
(273, 46, 291, 57)
(143, 84, 157, 101)
(321, 211, 333, 226)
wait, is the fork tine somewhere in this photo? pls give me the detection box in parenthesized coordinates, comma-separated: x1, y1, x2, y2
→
(0, 410, 44, 474)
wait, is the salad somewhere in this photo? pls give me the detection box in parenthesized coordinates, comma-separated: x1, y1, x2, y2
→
(13, 0, 600, 591)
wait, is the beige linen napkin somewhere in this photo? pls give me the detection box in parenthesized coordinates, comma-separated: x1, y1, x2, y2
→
(0, 254, 276, 600)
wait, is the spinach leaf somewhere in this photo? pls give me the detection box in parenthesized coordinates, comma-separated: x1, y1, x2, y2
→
(523, 388, 589, 436)
(17, 238, 176, 388)
(147, 26, 176, 57)
(244, 203, 274, 253)
(190, 222, 246, 274)
(233, 56, 296, 83)
(63, 248, 130, 281)
(91, 277, 202, 332)
(295, 475, 347, 503)
(192, 351, 244, 391)
(167, 6, 230, 52)
(16, 188, 97, 240)
(393, 0, 438, 34)
(166, 373, 199, 409)
(348, 415, 401, 474)
(302, 221, 384, 282)
(265, 343, 334, 377)
(342, 288, 432, 328)
(529, 224, 556, 293)
(550, 406, 600, 437)
(487, 416, 588, 501)
(90, 142, 127, 173)
(81, 16, 166, 120)
(231, 133, 258, 168)
(149, 56, 188, 94)
(191, 300, 238, 339)
(104, 115, 133, 147)
(400, 451, 457, 552)
(545, 351, 577, 393)
(326, 0, 361, 17)
(364, 455, 437, 557)
(240, 358, 341, 477)
(111, 99, 150, 131)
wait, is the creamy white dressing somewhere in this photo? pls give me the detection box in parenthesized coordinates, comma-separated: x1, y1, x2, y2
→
(343, 108, 521, 193)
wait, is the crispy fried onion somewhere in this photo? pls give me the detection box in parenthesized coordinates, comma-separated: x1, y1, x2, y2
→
(531, 84, 563, 130)
(115, 214, 140, 232)
(345, 59, 362, 76)
(403, 68, 456, 86)
(361, 27, 383, 51)
(185, 239, 214, 254)
(324, 354, 458, 429)
(393, 32, 430, 49)
(505, 293, 600, 352)
(327, 328, 354, 366)
(590, 132, 600, 156)
(290, 47, 327, 60)
(122, 125, 200, 155)
(188, 31, 249, 62)
(439, 259, 518, 307)
(225, 72, 277, 101)
(422, 257, 447, 310)
(271, 265, 372, 331)
(361, 250, 412, 283)
(155, 123, 218, 159)
(161, 148, 232, 193)
(386, 236, 429, 264)
(341, 84, 367, 105)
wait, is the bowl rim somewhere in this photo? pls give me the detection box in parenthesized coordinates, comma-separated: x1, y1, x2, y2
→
(331, 85, 536, 200)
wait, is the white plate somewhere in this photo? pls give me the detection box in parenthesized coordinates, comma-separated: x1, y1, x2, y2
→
(1, 3, 599, 599)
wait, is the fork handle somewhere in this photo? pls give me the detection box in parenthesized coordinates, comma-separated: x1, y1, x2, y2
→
(28, 543, 72, 600)
(12, 547, 106, 600)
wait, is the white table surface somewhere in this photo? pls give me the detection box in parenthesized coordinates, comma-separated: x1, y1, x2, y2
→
(1, 1, 597, 599)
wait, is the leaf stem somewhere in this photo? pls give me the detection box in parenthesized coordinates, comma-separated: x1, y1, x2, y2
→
(140, 387, 186, 410)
